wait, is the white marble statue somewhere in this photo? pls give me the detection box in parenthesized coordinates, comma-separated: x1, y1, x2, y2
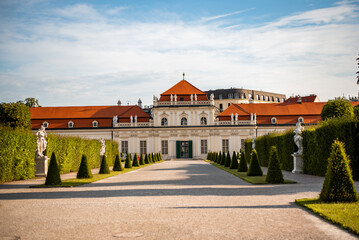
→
(36, 125, 47, 157)
(294, 121, 304, 154)
(210, 93, 214, 101)
(112, 115, 118, 124)
(190, 94, 193, 101)
(231, 113, 234, 121)
(170, 94, 173, 102)
(130, 115, 133, 123)
(252, 137, 256, 149)
(135, 115, 137, 123)
(100, 138, 106, 156)
(194, 94, 197, 101)
(174, 94, 177, 102)
(235, 113, 238, 121)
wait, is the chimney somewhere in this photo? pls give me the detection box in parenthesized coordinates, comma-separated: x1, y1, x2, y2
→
(297, 96, 302, 104)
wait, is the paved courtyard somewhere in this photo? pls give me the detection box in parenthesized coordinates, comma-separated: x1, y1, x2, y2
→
(0, 160, 358, 240)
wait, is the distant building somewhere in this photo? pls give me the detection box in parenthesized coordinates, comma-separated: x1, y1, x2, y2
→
(30, 77, 329, 159)
(284, 94, 319, 104)
(205, 88, 286, 112)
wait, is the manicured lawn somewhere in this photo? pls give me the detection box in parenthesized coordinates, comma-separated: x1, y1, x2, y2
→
(208, 161, 296, 184)
(31, 162, 163, 188)
(296, 198, 359, 235)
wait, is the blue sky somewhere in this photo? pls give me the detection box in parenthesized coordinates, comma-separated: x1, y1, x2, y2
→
(0, 0, 358, 106)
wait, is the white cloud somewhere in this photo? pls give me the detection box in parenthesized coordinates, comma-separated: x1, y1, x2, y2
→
(0, 1, 358, 106)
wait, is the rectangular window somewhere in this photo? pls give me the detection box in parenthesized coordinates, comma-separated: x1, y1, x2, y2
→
(161, 140, 168, 154)
(228, 93, 233, 99)
(222, 139, 229, 153)
(219, 94, 223, 99)
(201, 140, 208, 154)
(234, 93, 239, 99)
(121, 141, 128, 154)
(140, 140, 147, 155)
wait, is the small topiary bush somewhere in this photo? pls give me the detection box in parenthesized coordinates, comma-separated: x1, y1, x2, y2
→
(247, 150, 263, 176)
(225, 152, 231, 167)
(265, 146, 284, 184)
(99, 155, 110, 174)
(45, 152, 62, 185)
(125, 153, 132, 168)
(77, 154, 93, 179)
(238, 151, 248, 172)
(144, 154, 149, 164)
(113, 154, 123, 171)
(132, 153, 140, 167)
(220, 152, 226, 165)
(139, 153, 145, 165)
(319, 140, 358, 202)
(230, 151, 238, 169)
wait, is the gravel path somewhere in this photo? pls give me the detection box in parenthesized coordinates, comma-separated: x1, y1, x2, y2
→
(0, 160, 358, 240)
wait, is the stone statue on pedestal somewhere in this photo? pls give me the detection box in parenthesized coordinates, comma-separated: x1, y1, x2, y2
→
(100, 138, 106, 156)
(35, 125, 49, 177)
(294, 122, 304, 154)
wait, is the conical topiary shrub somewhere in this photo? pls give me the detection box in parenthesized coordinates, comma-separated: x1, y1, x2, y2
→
(99, 155, 110, 174)
(220, 152, 226, 165)
(132, 153, 140, 167)
(113, 153, 124, 171)
(139, 153, 145, 165)
(45, 152, 62, 185)
(247, 150, 263, 176)
(225, 152, 231, 167)
(125, 153, 132, 168)
(265, 146, 284, 183)
(238, 150, 248, 172)
(320, 140, 358, 202)
(230, 151, 238, 169)
(144, 154, 149, 164)
(77, 154, 93, 179)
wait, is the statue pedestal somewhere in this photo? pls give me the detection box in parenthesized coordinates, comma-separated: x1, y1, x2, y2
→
(35, 156, 49, 177)
(291, 153, 303, 174)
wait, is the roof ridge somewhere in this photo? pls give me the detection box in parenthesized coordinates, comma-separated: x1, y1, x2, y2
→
(233, 104, 250, 115)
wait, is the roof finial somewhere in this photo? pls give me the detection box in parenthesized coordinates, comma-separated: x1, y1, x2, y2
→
(182, 72, 185, 80)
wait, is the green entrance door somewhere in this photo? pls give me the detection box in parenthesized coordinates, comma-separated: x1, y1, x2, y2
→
(176, 141, 193, 158)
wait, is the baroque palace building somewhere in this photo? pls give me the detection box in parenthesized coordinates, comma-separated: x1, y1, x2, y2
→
(30, 77, 328, 160)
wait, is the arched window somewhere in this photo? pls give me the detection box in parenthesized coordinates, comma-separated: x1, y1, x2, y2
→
(298, 117, 304, 124)
(68, 121, 74, 128)
(181, 117, 187, 126)
(161, 118, 168, 126)
(271, 117, 277, 125)
(200, 117, 207, 125)
(92, 120, 98, 128)
(42, 121, 49, 128)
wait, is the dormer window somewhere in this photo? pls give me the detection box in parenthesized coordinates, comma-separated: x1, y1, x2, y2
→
(68, 121, 74, 128)
(219, 94, 223, 99)
(92, 121, 98, 128)
(43, 121, 49, 128)
(228, 93, 233, 99)
(298, 117, 304, 124)
(271, 117, 277, 125)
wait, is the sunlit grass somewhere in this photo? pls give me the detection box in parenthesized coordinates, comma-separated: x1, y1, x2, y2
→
(296, 198, 359, 235)
(208, 161, 296, 184)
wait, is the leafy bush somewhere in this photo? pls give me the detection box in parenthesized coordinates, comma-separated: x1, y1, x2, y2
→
(265, 146, 284, 184)
(319, 140, 358, 202)
(0, 102, 31, 129)
(45, 152, 62, 185)
(113, 154, 123, 171)
(238, 151, 248, 172)
(0, 126, 36, 182)
(99, 155, 110, 174)
(247, 150, 263, 176)
(77, 155, 93, 179)
(321, 98, 354, 120)
(354, 105, 359, 119)
(230, 151, 238, 169)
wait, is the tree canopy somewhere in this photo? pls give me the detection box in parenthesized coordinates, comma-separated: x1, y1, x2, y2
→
(321, 98, 354, 120)
(0, 101, 31, 129)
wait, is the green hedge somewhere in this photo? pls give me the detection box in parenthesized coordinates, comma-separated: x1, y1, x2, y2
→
(244, 139, 252, 165)
(251, 130, 295, 171)
(303, 117, 358, 180)
(0, 126, 37, 182)
(0, 127, 120, 182)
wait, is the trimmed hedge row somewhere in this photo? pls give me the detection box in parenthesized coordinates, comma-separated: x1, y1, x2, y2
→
(302, 118, 358, 180)
(244, 117, 359, 180)
(0, 126, 37, 182)
(245, 130, 295, 172)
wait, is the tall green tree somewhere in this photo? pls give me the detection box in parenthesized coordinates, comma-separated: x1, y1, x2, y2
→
(24, 97, 41, 107)
(0, 102, 31, 129)
(321, 98, 354, 120)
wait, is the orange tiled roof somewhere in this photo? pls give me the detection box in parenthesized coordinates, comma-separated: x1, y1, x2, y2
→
(284, 95, 318, 104)
(218, 102, 327, 117)
(30, 105, 150, 119)
(161, 80, 207, 96)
